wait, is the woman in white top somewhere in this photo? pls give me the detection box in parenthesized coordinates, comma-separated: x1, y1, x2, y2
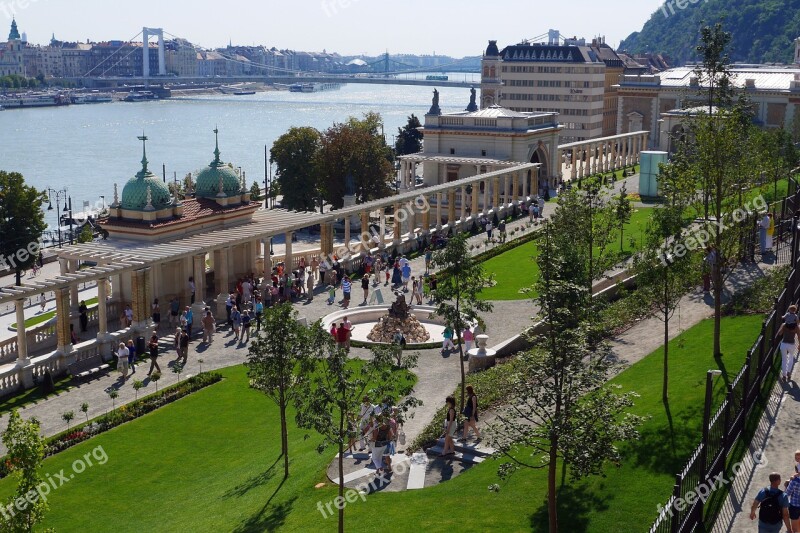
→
(117, 342, 130, 380)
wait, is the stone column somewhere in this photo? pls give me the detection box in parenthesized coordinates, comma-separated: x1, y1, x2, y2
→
(97, 277, 108, 336)
(531, 169, 538, 197)
(460, 186, 467, 222)
(68, 260, 79, 310)
(447, 190, 456, 229)
(577, 148, 585, 179)
(393, 203, 401, 244)
(55, 287, 71, 354)
(493, 177, 501, 211)
(471, 184, 479, 217)
(263, 240, 272, 279)
(512, 172, 519, 204)
(344, 218, 351, 253)
(131, 267, 152, 332)
(612, 142, 618, 172)
(482, 179, 489, 213)
(215, 247, 230, 295)
(421, 199, 431, 235)
(285, 232, 293, 270)
(321, 223, 334, 258)
(570, 149, 577, 181)
(361, 211, 370, 251)
(436, 193, 443, 230)
(15, 299, 28, 363)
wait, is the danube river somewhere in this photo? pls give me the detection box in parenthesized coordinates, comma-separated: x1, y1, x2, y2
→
(0, 80, 472, 228)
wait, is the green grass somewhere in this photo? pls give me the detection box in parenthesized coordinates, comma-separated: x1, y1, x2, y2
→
(478, 207, 653, 300)
(0, 376, 75, 416)
(11, 297, 98, 330)
(0, 314, 764, 532)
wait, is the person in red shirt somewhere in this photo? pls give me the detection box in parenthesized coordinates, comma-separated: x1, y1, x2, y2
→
(336, 323, 349, 352)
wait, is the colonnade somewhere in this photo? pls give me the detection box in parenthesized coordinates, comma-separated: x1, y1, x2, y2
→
(558, 131, 650, 183)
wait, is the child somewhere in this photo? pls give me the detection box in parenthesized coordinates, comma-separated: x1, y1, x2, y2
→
(784, 305, 798, 330)
(327, 285, 336, 305)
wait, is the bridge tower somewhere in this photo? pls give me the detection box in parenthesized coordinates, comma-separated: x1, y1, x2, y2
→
(142, 27, 166, 80)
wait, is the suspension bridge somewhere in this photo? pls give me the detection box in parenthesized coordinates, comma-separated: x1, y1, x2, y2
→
(74, 28, 479, 89)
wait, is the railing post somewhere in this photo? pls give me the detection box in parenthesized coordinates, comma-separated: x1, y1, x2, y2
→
(670, 475, 682, 533)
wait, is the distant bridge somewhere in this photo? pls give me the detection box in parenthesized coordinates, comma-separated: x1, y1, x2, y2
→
(76, 74, 477, 89)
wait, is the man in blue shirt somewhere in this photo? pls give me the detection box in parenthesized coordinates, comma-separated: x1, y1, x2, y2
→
(750, 472, 793, 533)
(784, 473, 800, 532)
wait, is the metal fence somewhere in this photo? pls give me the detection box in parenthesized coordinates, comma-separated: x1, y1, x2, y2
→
(649, 180, 800, 533)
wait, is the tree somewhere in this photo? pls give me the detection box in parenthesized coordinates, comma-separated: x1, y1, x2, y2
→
(150, 371, 161, 391)
(315, 112, 394, 209)
(0, 411, 49, 532)
(245, 304, 312, 479)
(270, 127, 322, 211)
(431, 234, 493, 411)
(61, 410, 75, 430)
(0, 172, 47, 286)
(296, 330, 419, 533)
(489, 221, 644, 533)
(76, 224, 93, 244)
(634, 164, 698, 402)
(614, 182, 633, 253)
(249, 181, 261, 202)
(80, 402, 89, 423)
(755, 128, 799, 202)
(394, 114, 423, 156)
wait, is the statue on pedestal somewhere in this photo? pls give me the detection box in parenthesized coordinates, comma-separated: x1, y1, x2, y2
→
(428, 88, 441, 116)
(388, 291, 410, 320)
(466, 87, 478, 112)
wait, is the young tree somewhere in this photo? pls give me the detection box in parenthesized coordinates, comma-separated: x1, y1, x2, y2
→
(0, 171, 47, 286)
(634, 164, 698, 401)
(431, 234, 493, 411)
(296, 330, 419, 533)
(249, 181, 261, 202)
(245, 304, 311, 479)
(489, 221, 644, 533)
(270, 127, 322, 211)
(394, 114, 423, 156)
(76, 224, 93, 244)
(0, 411, 49, 532)
(614, 182, 633, 253)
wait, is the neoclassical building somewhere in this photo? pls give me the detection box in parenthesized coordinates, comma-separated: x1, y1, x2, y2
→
(617, 38, 800, 147)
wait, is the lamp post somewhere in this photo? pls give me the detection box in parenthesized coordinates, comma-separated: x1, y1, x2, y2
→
(46, 187, 67, 248)
(65, 196, 74, 245)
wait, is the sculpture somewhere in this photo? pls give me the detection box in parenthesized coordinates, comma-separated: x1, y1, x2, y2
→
(344, 172, 356, 197)
(428, 88, 441, 115)
(388, 291, 410, 320)
(466, 87, 478, 112)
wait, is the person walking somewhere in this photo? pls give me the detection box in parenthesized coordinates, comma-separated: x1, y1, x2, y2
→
(241, 310, 252, 342)
(766, 212, 776, 254)
(255, 298, 264, 330)
(371, 416, 394, 476)
(424, 248, 433, 275)
(343, 316, 353, 351)
(201, 310, 215, 344)
(778, 321, 798, 382)
(414, 276, 424, 305)
(169, 296, 180, 327)
(126, 339, 136, 374)
(362, 274, 370, 304)
(147, 331, 161, 376)
(225, 293, 234, 327)
(185, 306, 193, 337)
(462, 325, 475, 353)
(428, 274, 438, 303)
(486, 220, 493, 240)
(749, 472, 792, 533)
(307, 272, 315, 301)
(117, 342, 130, 381)
(231, 306, 242, 340)
(177, 330, 189, 365)
(759, 211, 770, 256)
(460, 385, 481, 442)
(79, 300, 88, 333)
(441, 325, 455, 355)
(358, 396, 375, 451)
(440, 397, 457, 457)
(151, 298, 161, 330)
(39, 293, 46, 313)
(401, 262, 412, 292)
(784, 472, 800, 533)
(341, 276, 352, 309)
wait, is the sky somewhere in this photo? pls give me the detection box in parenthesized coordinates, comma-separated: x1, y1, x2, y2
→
(2, 0, 662, 57)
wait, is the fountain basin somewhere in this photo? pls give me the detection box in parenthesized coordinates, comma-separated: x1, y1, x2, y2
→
(321, 305, 446, 347)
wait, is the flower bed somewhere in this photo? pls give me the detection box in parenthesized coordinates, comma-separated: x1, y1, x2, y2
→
(0, 372, 223, 479)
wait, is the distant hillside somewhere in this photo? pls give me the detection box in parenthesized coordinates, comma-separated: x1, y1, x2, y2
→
(619, 0, 800, 65)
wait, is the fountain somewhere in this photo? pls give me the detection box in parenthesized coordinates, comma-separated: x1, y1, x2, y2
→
(367, 292, 431, 344)
(468, 334, 496, 372)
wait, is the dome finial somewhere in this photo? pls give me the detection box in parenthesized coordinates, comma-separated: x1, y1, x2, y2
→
(145, 185, 155, 211)
(213, 126, 221, 164)
(113, 183, 119, 206)
(137, 133, 149, 175)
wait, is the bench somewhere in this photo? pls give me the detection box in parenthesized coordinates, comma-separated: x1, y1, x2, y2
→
(67, 355, 110, 381)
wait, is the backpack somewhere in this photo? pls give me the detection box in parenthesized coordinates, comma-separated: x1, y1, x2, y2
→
(759, 489, 783, 524)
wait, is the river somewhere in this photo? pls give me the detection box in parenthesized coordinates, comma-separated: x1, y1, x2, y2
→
(0, 80, 473, 229)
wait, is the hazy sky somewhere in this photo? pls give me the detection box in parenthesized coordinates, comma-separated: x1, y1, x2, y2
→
(3, 0, 662, 57)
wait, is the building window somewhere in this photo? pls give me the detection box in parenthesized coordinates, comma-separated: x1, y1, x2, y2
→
(450, 148, 455, 155)
(481, 150, 487, 157)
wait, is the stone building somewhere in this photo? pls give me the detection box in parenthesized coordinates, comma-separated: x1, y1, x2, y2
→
(0, 19, 24, 77)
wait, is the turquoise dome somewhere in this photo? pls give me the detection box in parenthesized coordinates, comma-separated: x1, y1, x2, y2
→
(195, 132, 243, 199)
(120, 142, 172, 211)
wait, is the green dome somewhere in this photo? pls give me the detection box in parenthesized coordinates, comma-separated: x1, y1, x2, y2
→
(195, 131, 243, 199)
(120, 137, 173, 211)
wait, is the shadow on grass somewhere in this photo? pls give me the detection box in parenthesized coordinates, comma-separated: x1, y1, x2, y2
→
(529, 481, 613, 532)
(625, 400, 704, 476)
(233, 478, 296, 533)
(224, 455, 282, 498)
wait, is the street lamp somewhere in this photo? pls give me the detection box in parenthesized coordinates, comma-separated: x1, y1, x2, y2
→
(46, 187, 67, 248)
(100, 196, 106, 210)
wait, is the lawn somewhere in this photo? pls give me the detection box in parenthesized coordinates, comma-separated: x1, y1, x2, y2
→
(0, 314, 764, 532)
(478, 207, 653, 300)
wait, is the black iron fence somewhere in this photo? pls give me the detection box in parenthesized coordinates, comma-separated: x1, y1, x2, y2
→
(649, 180, 800, 533)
